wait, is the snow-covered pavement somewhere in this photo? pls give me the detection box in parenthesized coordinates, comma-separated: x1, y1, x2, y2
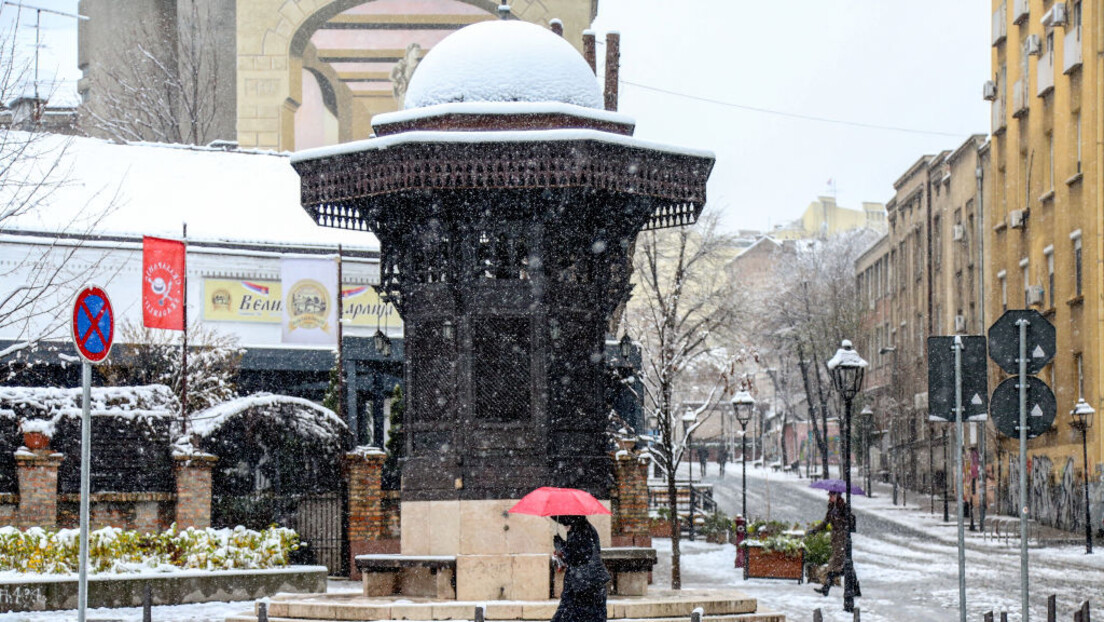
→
(669, 461, 1103, 622)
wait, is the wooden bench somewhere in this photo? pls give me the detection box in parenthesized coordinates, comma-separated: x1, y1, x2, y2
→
(550, 547, 658, 598)
(355, 554, 456, 599)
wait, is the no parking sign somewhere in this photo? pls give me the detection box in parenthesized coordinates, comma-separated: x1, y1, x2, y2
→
(71, 285, 114, 364)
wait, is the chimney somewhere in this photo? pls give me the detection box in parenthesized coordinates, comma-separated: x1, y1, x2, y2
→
(582, 30, 597, 74)
(604, 32, 620, 112)
(549, 18, 563, 37)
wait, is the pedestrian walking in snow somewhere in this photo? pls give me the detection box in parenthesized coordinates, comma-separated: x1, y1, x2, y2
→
(806, 491, 849, 595)
(718, 446, 728, 477)
(698, 447, 708, 476)
(551, 515, 610, 622)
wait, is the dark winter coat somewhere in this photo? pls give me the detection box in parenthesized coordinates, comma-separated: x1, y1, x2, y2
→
(552, 519, 609, 622)
(807, 499, 849, 573)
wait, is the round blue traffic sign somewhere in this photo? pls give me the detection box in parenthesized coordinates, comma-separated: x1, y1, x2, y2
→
(71, 286, 114, 364)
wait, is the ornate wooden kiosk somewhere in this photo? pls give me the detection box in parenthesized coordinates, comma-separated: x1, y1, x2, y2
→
(291, 19, 714, 600)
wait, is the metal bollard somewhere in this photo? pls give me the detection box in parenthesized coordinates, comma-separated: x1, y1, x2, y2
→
(1049, 594, 1057, 622)
(853, 607, 860, 621)
(475, 606, 485, 622)
(690, 607, 702, 622)
(1081, 600, 1091, 622)
(142, 583, 152, 622)
(1000, 612, 1008, 622)
(984, 612, 993, 622)
(813, 608, 823, 622)
(257, 601, 268, 622)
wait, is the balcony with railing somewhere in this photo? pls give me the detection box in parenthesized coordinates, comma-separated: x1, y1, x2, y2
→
(1063, 28, 1083, 74)
(992, 2, 1008, 45)
(1012, 79, 1028, 118)
(1037, 52, 1054, 96)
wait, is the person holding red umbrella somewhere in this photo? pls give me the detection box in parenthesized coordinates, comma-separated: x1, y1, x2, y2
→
(509, 487, 611, 622)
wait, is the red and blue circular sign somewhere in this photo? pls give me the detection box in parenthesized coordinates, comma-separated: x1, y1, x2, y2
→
(71, 285, 114, 364)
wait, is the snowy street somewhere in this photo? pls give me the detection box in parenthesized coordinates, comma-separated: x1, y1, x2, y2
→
(657, 461, 1104, 622)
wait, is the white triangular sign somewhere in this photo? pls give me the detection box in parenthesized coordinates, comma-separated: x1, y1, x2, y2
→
(1031, 404, 1044, 417)
(971, 393, 983, 405)
(1032, 345, 1046, 359)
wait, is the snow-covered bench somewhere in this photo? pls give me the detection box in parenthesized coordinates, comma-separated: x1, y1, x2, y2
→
(355, 554, 456, 598)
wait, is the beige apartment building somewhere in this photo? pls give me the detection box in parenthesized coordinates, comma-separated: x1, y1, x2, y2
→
(985, 0, 1102, 526)
(856, 134, 988, 508)
(772, 196, 887, 241)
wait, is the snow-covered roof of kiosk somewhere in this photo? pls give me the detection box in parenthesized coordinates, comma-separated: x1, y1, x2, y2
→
(403, 20, 603, 110)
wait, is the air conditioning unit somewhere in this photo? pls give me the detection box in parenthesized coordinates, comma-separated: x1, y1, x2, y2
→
(983, 80, 998, 101)
(1009, 209, 1027, 229)
(1027, 285, 1045, 306)
(1026, 34, 1042, 56)
(1042, 3, 1068, 27)
(954, 315, 967, 333)
(953, 224, 966, 241)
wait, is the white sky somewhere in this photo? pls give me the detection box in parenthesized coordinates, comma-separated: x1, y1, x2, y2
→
(2, 1, 993, 234)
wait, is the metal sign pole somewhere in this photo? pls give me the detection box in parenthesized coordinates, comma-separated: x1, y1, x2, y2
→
(1017, 317, 1029, 622)
(78, 360, 92, 622)
(954, 336, 966, 622)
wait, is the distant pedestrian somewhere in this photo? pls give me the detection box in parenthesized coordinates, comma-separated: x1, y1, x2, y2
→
(718, 446, 728, 477)
(698, 448, 708, 476)
(551, 515, 610, 622)
(806, 491, 849, 596)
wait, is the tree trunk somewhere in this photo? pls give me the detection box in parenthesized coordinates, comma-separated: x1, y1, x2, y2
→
(797, 343, 830, 479)
(661, 380, 681, 590)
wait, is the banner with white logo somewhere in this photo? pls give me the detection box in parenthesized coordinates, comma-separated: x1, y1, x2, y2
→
(280, 256, 338, 345)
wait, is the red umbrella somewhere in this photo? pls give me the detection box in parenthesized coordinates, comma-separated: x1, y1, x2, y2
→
(507, 487, 611, 516)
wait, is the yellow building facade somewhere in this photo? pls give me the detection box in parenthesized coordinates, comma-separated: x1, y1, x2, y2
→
(986, 0, 1102, 504)
(772, 196, 886, 240)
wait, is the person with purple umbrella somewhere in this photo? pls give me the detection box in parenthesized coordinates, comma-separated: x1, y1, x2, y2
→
(806, 491, 850, 596)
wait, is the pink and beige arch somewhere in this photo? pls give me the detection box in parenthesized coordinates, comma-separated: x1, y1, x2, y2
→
(237, 0, 597, 151)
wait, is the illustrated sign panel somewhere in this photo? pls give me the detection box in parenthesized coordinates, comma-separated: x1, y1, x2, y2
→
(202, 278, 402, 328)
(987, 309, 1055, 375)
(990, 376, 1057, 439)
(71, 286, 114, 364)
(927, 336, 989, 422)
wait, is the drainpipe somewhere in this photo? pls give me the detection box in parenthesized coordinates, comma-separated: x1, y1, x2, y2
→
(976, 149, 988, 531)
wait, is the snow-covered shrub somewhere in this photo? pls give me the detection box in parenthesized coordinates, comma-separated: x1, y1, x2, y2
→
(0, 524, 301, 574)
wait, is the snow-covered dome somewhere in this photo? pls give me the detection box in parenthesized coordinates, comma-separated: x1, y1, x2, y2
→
(403, 20, 602, 110)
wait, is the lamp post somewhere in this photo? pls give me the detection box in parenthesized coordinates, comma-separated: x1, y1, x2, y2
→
(1071, 399, 1095, 554)
(827, 339, 868, 613)
(732, 391, 755, 519)
(682, 408, 697, 541)
(860, 406, 874, 499)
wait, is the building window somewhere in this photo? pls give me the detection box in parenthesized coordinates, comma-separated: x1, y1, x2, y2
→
(1021, 259, 1030, 307)
(1075, 113, 1082, 174)
(998, 270, 1008, 311)
(1071, 230, 1083, 297)
(1075, 352, 1084, 399)
(1047, 133, 1054, 191)
(1044, 246, 1055, 308)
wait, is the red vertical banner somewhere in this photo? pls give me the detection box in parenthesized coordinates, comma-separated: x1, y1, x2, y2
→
(142, 236, 186, 330)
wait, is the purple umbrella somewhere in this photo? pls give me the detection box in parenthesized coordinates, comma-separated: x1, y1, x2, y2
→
(810, 478, 866, 496)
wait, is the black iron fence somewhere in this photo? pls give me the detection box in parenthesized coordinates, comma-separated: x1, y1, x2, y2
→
(211, 489, 347, 576)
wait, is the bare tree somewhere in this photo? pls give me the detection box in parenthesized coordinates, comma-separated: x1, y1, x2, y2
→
(760, 231, 877, 479)
(0, 14, 119, 369)
(82, 0, 220, 145)
(621, 212, 744, 589)
(100, 319, 244, 417)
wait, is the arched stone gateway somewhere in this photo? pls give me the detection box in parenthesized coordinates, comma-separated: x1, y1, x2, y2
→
(291, 19, 713, 600)
(239, 0, 598, 150)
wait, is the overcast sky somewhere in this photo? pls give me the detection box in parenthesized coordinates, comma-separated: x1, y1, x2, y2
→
(3, 1, 992, 234)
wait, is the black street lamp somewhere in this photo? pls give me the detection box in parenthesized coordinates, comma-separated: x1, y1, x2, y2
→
(860, 406, 874, 500)
(682, 408, 698, 541)
(373, 328, 392, 357)
(1071, 398, 1095, 554)
(827, 339, 868, 613)
(731, 390, 756, 519)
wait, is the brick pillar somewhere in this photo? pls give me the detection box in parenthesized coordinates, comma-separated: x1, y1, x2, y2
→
(173, 453, 217, 529)
(611, 441, 651, 547)
(344, 448, 395, 579)
(345, 449, 387, 541)
(15, 448, 63, 529)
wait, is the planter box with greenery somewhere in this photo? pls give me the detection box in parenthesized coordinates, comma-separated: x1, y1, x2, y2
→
(741, 535, 805, 583)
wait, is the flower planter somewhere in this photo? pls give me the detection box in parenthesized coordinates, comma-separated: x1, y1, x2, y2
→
(22, 431, 49, 450)
(741, 542, 804, 583)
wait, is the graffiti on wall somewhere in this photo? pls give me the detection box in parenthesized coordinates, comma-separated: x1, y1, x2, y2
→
(1003, 454, 1101, 533)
